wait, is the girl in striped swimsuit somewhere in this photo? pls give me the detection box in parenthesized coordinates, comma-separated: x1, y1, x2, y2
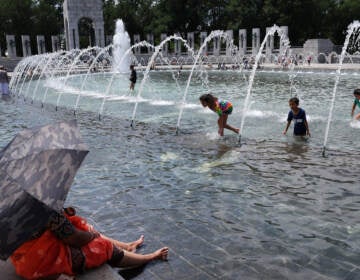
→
(200, 93, 240, 136)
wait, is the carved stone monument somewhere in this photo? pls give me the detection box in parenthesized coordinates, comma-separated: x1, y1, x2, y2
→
(265, 27, 274, 57)
(279, 26, 289, 55)
(175, 33, 181, 55)
(187, 32, 194, 55)
(6, 35, 16, 57)
(200, 32, 207, 54)
(37, 35, 46, 54)
(252, 28, 260, 55)
(51, 36, 60, 52)
(160, 33, 168, 55)
(146, 34, 154, 53)
(238, 29, 247, 56)
(63, 0, 105, 50)
(133, 34, 141, 54)
(105, 35, 112, 46)
(213, 37, 220, 56)
(21, 35, 31, 56)
(226, 30, 234, 56)
(303, 39, 334, 55)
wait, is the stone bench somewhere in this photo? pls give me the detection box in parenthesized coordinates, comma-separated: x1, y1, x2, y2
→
(0, 259, 124, 280)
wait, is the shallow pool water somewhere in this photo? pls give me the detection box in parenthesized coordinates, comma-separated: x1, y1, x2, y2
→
(2, 68, 360, 279)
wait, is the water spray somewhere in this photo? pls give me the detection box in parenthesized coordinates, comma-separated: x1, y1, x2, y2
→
(322, 21, 360, 157)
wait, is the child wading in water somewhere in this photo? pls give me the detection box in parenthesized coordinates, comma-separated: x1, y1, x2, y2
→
(351, 88, 360, 120)
(199, 93, 240, 136)
(283, 97, 311, 136)
(129, 65, 137, 91)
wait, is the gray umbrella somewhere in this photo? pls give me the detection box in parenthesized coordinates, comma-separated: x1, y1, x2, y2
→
(0, 120, 89, 260)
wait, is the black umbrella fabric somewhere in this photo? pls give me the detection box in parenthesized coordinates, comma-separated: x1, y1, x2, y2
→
(0, 120, 88, 260)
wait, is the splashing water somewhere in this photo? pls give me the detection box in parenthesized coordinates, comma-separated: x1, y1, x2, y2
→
(130, 35, 195, 127)
(322, 20, 360, 156)
(239, 25, 290, 143)
(113, 19, 131, 73)
(175, 30, 236, 134)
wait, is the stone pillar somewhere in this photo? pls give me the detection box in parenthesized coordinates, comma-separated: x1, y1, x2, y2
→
(200, 32, 207, 54)
(105, 35, 112, 46)
(133, 34, 141, 55)
(226, 30, 234, 56)
(94, 21, 105, 47)
(160, 33, 168, 55)
(252, 28, 260, 55)
(213, 37, 220, 56)
(65, 22, 80, 50)
(146, 33, 154, 54)
(279, 26, 289, 55)
(37, 35, 46, 54)
(265, 27, 274, 57)
(280, 26, 288, 38)
(238, 29, 247, 56)
(21, 35, 31, 57)
(51, 36, 60, 52)
(175, 33, 181, 55)
(187, 32, 194, 54)
(63, 0, 105, 50)
(6, 35, 16, 57)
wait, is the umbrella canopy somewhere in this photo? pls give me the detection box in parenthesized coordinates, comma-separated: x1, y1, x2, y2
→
(0, 120, 89, 260)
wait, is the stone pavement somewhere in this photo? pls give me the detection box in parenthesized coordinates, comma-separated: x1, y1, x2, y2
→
(0, 259, 124, 280)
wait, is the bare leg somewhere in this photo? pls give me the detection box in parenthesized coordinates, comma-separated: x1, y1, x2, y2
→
(225, 124, 239, 134)
(355, 113, 360, 120)
(101, 234, 144, 252)
(114, 247, 169, 268)
(223, 114, 240, 134)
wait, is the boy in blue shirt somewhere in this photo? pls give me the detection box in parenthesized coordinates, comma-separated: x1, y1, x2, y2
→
(351, 89, 360, 120)
(283, 97, 311, 136)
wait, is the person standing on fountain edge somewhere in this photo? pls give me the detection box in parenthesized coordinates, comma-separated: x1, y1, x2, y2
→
(199, 93, 240, 136)
(0, 65, 10, 95)
(129, 64, 137, 91)
(283, 97, 311, 137)
(351, 89, 360, 120)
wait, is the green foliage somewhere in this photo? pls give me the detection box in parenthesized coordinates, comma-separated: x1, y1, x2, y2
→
(0, 0, 359, 55)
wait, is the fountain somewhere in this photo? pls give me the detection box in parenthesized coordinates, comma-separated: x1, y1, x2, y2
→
(8, 22, 360, 148)
(3, 21, 360, 280)
(175, 30, 237, 134)
(112, 19, 131, 73)
(322, 20, 360, 156)
(238, 25, 290, 144)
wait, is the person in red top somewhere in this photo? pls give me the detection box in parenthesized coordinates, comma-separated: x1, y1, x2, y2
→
(10, 207, 168, 280)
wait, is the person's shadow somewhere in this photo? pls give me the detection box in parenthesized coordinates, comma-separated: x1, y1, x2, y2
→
(118, 266, 145, 280)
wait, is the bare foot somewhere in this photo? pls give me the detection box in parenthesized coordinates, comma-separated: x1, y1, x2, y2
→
(128, 235, 144, 252)
(152, 247, 169, 261)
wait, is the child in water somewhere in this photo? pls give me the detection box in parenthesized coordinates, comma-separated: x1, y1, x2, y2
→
(129, 65, 137, 91)
(351, 88, 360, 120)
(199, 93, 240, 136)
(283, 97, 311, 136)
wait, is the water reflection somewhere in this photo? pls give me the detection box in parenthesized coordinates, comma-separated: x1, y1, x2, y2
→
(1, 82, 360, 279)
